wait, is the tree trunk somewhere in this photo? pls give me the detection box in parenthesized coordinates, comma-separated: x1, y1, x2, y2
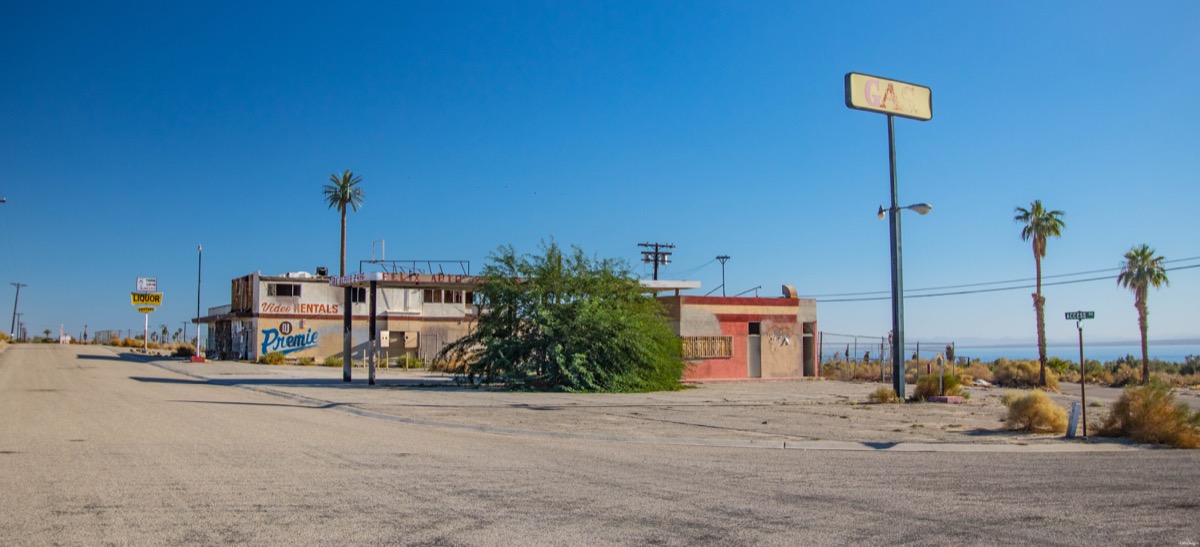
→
(1138, 292, 1149, 385)
(339, 206, 347, 276)
(1034, 251, 1047, 387)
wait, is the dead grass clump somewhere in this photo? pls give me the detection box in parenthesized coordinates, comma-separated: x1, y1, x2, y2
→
(867, 386, 900, 404)
(1097, 382, 1200, 448)
(958, 362, 993, 384)
(1110, 365, 1140, 387)
(1002, 390, 1067, 433)
(994, 359, 1059, 390)
(913, 373, 965, 401)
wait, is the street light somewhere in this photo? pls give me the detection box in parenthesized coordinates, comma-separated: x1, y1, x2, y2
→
(877, 203, 932, 219)
(876, 202, 932, 400)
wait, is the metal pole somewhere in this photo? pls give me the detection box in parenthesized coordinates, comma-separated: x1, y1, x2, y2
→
(196, 245, 202, 353)
(143, 312, 149, 353)
(887, 114, 907, 400)
(343, 286, 352, 382)
(1079, 320, 1087, 438)
(10, 282, 26, 337)
(368, 280, 377, 386)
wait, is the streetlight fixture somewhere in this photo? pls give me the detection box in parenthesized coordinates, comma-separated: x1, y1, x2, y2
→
(877, 203, 932, 219)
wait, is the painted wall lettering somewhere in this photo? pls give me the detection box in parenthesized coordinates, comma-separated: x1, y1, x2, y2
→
(261, 327, 320, 355)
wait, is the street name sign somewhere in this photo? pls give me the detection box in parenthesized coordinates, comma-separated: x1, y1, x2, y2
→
(1065, 311, 1095, 320)
(131, 292, 163, 306)
(844, 72, 932, 121)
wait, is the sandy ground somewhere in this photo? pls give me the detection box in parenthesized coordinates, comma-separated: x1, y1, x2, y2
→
(129, 350, 1178, 451)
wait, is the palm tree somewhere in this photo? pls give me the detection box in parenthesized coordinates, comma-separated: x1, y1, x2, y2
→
(1014, 200, 1066, 387)
(1117, 244, 1169, 385)
(322, 170, 365, 276)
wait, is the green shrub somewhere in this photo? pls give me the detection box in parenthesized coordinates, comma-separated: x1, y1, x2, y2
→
(259, 351, 287, 365)
(867, 386, 899, 404)
(1002, 390, 1067, 433)
(994, 359, 1059, 390)
(297, 357, 315, 366)
(172, 344, 195, 358)
(913, 373, 964, 401)
(1097, 382, 1200, 448)
(322, 355, 343, 367)
(394, 354, 424, 369)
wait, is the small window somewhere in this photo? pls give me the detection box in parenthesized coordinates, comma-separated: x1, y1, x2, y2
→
(748, 322, 761, 335)
(268, 283, 301, 297)
(350, 287, 367, 303)
(423, 289, 443, 304)
(465, 292, 474, 305)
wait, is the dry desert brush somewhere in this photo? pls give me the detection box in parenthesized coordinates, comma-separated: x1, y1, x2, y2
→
(1097, 382, 1200, 448)
(1002, 390, 1067, 434)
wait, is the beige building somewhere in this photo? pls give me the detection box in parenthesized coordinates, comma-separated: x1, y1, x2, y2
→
(197, 270, 477, 363)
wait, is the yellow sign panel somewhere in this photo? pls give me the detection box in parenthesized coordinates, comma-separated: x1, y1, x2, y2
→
(845, 72, 932, 121)
(131, 292, 163, 306)
(137, 307, 156, 313)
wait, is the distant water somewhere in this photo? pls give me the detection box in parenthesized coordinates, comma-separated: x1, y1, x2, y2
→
(949, 343, 1200, 364)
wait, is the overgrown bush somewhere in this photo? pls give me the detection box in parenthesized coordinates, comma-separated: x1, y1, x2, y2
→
(913, 373, 965, 401)
(439, 242, 685, 392)
(994, 359, 1059, 389)
(259, 351, 287, 365)
(1097, 382, 1200, 448)
(297, 357, 315, 366)
(172, 344, 195, 358)
(393, 354, 424, 369)
(867, 386, 900, 404)
(322, 356, 343, 367)
(958, 362, 994, 384)
(1002, 390, 1067, 433)
(1111, 364, 1140, 387)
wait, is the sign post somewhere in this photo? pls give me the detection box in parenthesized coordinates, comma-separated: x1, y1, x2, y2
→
(845, 72, 933, 400)
(131, 280, 163, 354)
(1065, 311, 1095, 438)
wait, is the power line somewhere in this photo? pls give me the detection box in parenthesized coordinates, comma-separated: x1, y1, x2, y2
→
(804, 255, 1200, 299)
(817, 263, 1200, 303)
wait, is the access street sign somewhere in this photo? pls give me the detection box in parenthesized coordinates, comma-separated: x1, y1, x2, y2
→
(1065, 311, 1095, 320)
(131, 292, 163, 306)
(136, 277, 158, 292)
(137, 307, 156, 313)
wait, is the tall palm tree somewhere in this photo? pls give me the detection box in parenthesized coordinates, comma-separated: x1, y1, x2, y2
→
(323, 170, 365, 276)
(1117, 244, 1169, 385)
(1014, 200, 1066, 387)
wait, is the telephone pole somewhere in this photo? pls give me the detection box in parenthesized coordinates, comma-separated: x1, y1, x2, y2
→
(10, 282, 26, 338)
(715, 255, 730, 297)
(639, 242, 674, 280)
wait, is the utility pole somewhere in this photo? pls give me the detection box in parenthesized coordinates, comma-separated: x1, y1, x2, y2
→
(10, 282, 26, 338)
(639, 242, 675, 281)
(196, 244, 202, 353)
(715, 255, 730, 297)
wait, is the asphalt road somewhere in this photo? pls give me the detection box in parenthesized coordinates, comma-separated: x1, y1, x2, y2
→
(2, 345, 1198, 546)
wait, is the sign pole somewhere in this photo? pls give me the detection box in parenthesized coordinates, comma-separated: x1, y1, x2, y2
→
(1078, 319, 1087, 438)
(887, 113, 907, 400)
(144, 311, 149, 353)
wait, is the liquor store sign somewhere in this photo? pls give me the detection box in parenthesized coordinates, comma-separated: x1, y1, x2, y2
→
(131, 292, 163, 306)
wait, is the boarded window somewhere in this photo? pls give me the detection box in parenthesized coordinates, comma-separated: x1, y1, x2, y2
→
(267, 283, 301, 297)
(681, 336, 733, 359)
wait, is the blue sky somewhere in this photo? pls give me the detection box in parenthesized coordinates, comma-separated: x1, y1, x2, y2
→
(1, 1, 1197, 346)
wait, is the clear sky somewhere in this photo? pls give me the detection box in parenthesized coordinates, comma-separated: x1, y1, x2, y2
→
(1, 1, 1197, 347)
